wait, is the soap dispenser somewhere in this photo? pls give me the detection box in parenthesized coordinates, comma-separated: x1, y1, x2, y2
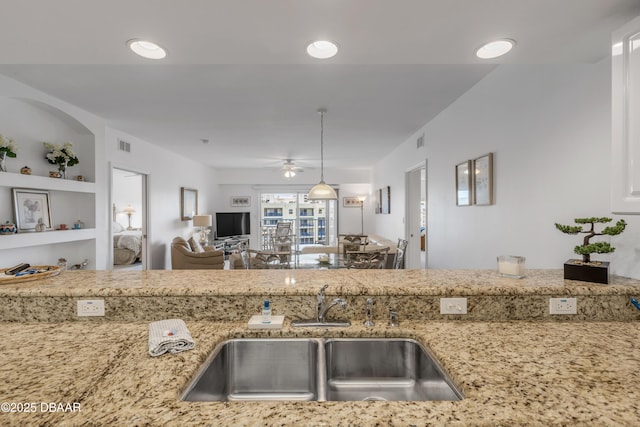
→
(262, 299, 272, 323)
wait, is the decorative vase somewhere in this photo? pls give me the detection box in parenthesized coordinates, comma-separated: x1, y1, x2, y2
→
(58, 163, 67, 179)
(0, 152, 6, 172)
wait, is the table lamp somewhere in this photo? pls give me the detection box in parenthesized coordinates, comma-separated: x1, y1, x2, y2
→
(123, 205, 136, 230)
(193, 214, 212, 243)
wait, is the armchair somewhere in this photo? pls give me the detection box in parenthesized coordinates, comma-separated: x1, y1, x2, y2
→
(170, 237, 224, 269)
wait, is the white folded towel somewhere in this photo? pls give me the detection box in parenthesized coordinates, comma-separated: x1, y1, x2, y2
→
(148, 319, 195, 357)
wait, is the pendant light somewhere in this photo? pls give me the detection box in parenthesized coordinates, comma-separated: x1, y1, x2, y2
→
(308, 109, 337, 200)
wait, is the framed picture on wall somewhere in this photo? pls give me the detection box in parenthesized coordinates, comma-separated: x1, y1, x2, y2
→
(181, 187, 198, 220)
(473, 153, 494, 205)
(381, 186, 391, 214)
(13, 188, 53, 231)
(455, 160, 472, 206)
(231, 196, 251, 207)
(343, 197, 363, 207)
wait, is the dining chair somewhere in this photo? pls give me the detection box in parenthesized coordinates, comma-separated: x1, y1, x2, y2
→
(393, 239, 408, 269)
(342, 234, 368, 256)
(238, 241, 285, 269)
(345, 247, 390, 269)
(272, 221, 294, 263)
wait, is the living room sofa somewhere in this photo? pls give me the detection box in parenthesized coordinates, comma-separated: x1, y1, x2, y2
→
(170, 237, 225, 269)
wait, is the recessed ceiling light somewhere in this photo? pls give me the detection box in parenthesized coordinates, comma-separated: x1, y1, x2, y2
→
(475, 39, 515, 59)
(127, 39, 167, 59)
(306, 40, 339, 59)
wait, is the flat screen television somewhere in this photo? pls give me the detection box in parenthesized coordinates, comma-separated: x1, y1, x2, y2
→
(215, 212, 251, 238)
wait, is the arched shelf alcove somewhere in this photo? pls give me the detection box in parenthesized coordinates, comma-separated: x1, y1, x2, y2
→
(0, 96, 97, 268)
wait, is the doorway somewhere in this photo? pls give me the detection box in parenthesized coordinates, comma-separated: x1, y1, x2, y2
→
(111, 166, 148, 270)
(405, 162, 427, 269)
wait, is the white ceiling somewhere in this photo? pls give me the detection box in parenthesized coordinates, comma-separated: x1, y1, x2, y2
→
(0, 0, 638, 169)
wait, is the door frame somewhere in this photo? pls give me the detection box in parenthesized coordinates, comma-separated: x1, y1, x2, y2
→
(405, 159, 427, 269)
(109, 163, 150, 269)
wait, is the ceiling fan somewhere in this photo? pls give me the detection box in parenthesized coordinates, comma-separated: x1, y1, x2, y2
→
(281, 159, 304, 178)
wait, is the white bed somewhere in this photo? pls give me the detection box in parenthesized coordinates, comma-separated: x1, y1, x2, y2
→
(113, 223, 142, 265)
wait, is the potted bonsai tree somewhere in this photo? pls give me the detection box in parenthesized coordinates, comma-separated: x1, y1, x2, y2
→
(555, 217, 627, 284)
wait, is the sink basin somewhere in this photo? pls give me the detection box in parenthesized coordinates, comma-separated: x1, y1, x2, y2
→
(181, 338, 462, 402)
(181, 338, 321, 401)
(324, 338, 463, 401)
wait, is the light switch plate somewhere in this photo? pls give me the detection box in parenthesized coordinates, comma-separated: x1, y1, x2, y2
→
(440, 298, 467, 315)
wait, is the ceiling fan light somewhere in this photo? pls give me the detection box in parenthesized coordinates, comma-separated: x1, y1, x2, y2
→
(308, 181, 338, 200)
(284, 169, 296, 178)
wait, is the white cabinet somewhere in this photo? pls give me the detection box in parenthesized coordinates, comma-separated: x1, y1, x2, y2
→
(612, 16, 640, 214)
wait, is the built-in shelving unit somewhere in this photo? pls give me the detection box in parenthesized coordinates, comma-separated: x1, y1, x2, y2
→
(0, 228, 96, 250)
(0, 96, 98, 267)
(0, 171, 95, 193)
(0, 172, 97, 250)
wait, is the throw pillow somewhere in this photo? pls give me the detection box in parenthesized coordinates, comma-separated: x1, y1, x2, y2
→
(112, 222, 124, 233)
(188, 236, 204, 253)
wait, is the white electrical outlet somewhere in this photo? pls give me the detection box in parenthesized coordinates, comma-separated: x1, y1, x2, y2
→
(77, 299, 105, 317)
(440, 298, 467, 315)
(549, 297, 577, 315)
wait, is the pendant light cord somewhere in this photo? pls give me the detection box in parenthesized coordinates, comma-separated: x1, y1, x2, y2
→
(320, 110, 325, 183)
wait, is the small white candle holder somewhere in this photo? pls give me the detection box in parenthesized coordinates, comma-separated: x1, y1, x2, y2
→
(497, 255, 526, 279)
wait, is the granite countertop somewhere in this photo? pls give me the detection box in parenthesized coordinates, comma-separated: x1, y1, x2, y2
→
(2, 269, 640, 425)
(2, 319, 640, 426)
(2, 269, 640, 297)
(3, 269, 640, 323)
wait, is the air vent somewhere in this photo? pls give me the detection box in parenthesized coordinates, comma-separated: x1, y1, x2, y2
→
(118, 139, 131, 153)
(416, 134, 424, 149)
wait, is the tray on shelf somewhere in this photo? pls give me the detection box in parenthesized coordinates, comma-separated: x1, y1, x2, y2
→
(0, 265, 62, 285)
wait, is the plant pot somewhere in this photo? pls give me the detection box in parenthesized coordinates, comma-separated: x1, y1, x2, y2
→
(563, 259, 610, 284)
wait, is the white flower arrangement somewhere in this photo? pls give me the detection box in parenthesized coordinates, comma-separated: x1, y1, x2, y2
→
(0, 133, 18, 157)
(43, 142, 79, 167)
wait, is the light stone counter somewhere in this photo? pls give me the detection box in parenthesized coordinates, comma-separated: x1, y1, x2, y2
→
(1, 320, 640, 426)
(2, 269, 640, 297)
(1, 270, 640, 322)
(2, 270, 640, 425)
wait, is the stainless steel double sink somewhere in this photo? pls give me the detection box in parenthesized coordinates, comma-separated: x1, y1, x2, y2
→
(181, 338, 463, 402)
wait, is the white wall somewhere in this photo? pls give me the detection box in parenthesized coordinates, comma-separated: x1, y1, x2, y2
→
(105, 128, 219, 269)
(372, 61, 640, 279)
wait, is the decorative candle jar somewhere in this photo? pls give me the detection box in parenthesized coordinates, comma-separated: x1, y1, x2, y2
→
(497, 255, 526, 278)
(0, 220, 18, 235)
